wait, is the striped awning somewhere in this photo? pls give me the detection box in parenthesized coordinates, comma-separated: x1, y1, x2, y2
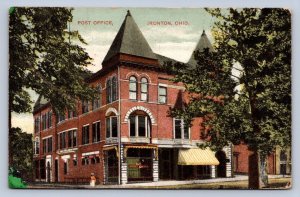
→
(178, 148, 220, 166)
(124, 145, 158, 160)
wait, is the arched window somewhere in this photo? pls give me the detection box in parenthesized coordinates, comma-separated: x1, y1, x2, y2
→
(106, 78, 111, 103)
(140, 77, 148, 101)
(111, 76, 118, 102)
(129, 76, 137, 100)
(93, 84, 102, 110)
(129, 111, 151, 137)
(106, 76, 118, 104)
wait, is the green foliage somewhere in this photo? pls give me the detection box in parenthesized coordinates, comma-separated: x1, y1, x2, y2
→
(9, 127, 33, 182)
(9, 7, 97, 114)
(170, 8, 291, 156)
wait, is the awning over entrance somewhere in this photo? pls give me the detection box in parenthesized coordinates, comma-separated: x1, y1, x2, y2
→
(178, 148, 220, 166)
(124, 145, 158, 160)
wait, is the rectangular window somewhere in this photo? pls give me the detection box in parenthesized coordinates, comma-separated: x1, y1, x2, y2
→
(47, 137, 52, 152)
(68, 131, 72, 148)
(92, 122, 101, 142)
(64, 161, 68, 175)
(106, 118, 110, 138)
(138, 116, 146, 137)
(183, 123, 189, 139)
(175, 119, 182, 139)
(42, 139, 46, 153)
(129, 77, 137, 100)
(73, 130, 77, 147)
(59, 132, 66, 149)
(42, 114, 46, 130)
(141, 78, 148, 101)
(34, 117, 40, 133)
(112, 77, 117, 102)
(174, 118, 190, 139)
(47, 111, 52, 128)
(82, 100, 89, 114)
(61, 132, 66, 149)
(158, 86, 167, 104)
(106, 79, 111, 103)
(58, 113, 65, 123)
(35, 140, 39, 154)
(81, 157, 89, 166)
(106, 116, 118, 138)
(68, 110, 77, 119)
(130, 116, 136, 137)
(111, 117, 118, 137)
(82, 125, 90, 145)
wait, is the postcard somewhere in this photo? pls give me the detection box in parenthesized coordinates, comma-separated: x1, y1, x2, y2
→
(8, 7, 291, 189)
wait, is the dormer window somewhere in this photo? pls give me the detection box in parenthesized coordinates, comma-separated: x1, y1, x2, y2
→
(174, 118, 190, 139)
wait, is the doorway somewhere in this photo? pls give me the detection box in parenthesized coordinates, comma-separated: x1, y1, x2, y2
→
(55, 159, 58, 182)
(127, 148, 153, 182)
(46, 161, 51, 182)
(216, 151, 227, 177)
(105, 149, 118, 183)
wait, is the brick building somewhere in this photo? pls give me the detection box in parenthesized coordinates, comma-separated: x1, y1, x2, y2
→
(33, 10, 233, 184)
(233, 144, 291, 176)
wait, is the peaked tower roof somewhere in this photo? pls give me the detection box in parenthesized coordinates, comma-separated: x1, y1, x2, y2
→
(33, 95, 49, 112)
(102, 10, 157, 64)
(188, 30, 213, 66)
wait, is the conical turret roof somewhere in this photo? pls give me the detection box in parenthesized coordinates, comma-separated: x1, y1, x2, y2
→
(102, 10, 157, 64)
(188, 30, 213, 66)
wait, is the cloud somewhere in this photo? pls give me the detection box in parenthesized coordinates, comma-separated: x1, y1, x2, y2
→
(12, 113, 34, 134)
(151, 41, 196, 62)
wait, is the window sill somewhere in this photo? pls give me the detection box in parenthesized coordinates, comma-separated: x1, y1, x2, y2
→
(173, 139, 191, 144)
(128, 137, 150, 143)
(105, 137, 118, 144)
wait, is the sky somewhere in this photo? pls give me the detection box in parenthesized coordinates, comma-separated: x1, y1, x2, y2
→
(11, 8, 216, 133)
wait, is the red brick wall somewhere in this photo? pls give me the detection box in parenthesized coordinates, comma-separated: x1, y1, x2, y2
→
(234, 144, 276, 175)
(33, 56, 206, 182)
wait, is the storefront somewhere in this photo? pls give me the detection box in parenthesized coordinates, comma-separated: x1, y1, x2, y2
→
(159, 147, 220, 180)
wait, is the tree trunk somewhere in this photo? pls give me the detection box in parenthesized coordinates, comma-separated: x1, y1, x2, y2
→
(248, 151, 260, 189)
(248, 151, 268, 189)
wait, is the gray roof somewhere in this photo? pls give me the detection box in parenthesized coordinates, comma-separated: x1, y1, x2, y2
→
(155, 53, 182, 66)
(102, 10, 157, 64)
(188, 30, 213, 66)
(34, 95, 49, 111)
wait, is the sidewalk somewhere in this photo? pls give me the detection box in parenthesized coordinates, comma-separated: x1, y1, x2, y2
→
(28, 175, 291, 189)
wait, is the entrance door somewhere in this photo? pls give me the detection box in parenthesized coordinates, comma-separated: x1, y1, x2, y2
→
(159, 149, 173, 179)
(106, 150, 118, 183)
(40, 159, 46, 180)
(55, 159, 58, 182)
(216, 151, 227, 177)
(127, 149, 153, 182)
(46, 161, 51, 182)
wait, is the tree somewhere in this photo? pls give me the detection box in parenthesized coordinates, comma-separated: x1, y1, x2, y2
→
(9, 8, 97, 165)
(9, 127, 33, 182)
(169, 8, 291, 189)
